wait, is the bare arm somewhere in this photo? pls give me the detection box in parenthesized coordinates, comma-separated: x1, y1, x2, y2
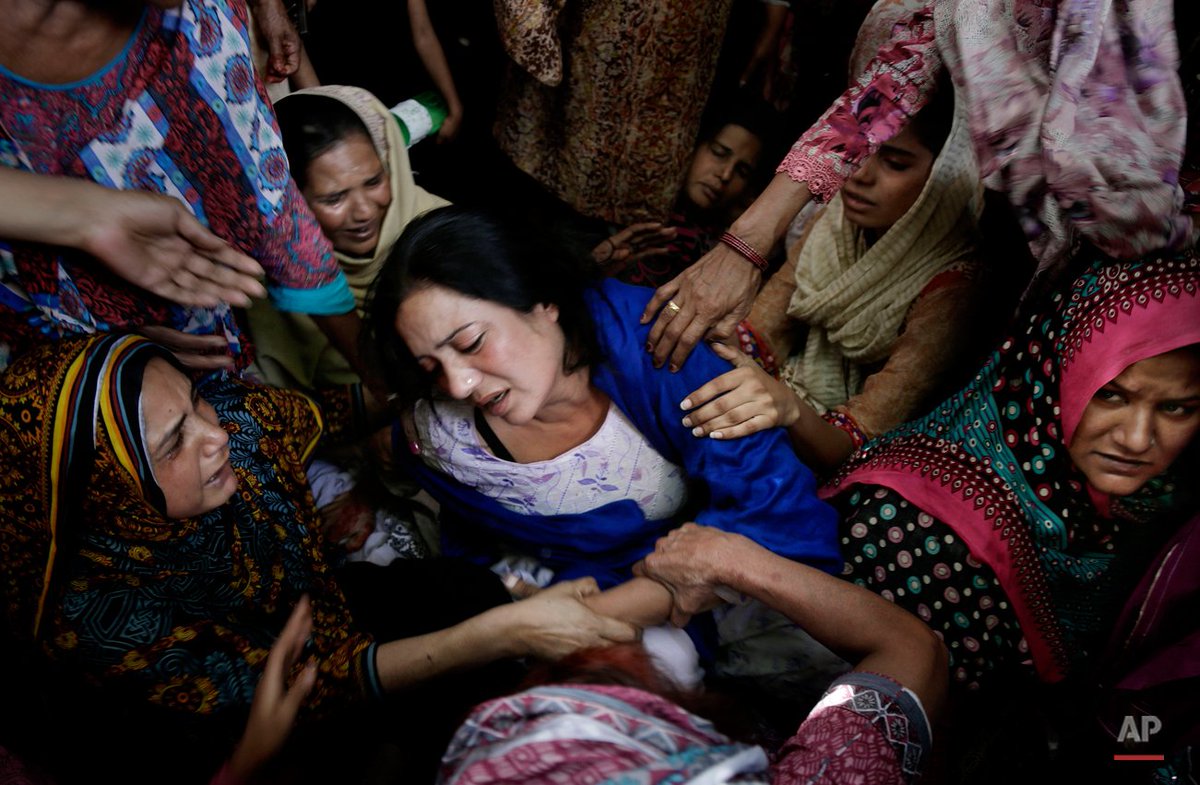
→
(247, 0, 301, 83)
(407, 0, 463, 142)
(288, 43, 320, 90)
(739, 2, 789, 101)
(581, 577, 674, 628)
(680, 342, 854, 472)
(636, 525, 947, 718)
(373, 579, 639, 691)
(0, 168, 265, 307)
(642, 175, 812, 371)
(309, 310, 389, 405)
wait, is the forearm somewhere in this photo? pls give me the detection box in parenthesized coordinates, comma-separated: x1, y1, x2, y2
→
(728, 172, 812, 255)
(785, 402, 854, 472)
(310, 311, 387, 400)
(373, 605, 515, 691)
(581, 577, 673, 628)
(0, 168, 102, 250)
(290, 44, 319, 90)
(407, 0, 462, 115)
(721, 540, 946, 715)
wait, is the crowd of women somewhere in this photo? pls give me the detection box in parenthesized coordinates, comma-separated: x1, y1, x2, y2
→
(0, 0, 1197, 783)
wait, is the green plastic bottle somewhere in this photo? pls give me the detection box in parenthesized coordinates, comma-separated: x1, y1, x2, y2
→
(389, 91, 449, 147)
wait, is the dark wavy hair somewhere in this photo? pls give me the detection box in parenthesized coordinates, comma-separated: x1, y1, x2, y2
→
(364, 205, 603, 403)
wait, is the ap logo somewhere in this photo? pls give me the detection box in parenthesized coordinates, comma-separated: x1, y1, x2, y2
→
(1117, 715, 1162, 744)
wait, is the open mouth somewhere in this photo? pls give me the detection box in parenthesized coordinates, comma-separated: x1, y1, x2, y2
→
(478, 389, 509, 414)
(842, 189, 875, 210)
(206, 460, 233, 487)
(344, 222, 379, 242)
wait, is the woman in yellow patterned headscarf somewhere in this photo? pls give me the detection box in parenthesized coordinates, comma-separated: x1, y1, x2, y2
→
(0, 335, 633, 781)
(0, 334, 377, 718)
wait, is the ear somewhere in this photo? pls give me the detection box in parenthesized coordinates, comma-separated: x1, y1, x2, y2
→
(532, 303, 560, 324)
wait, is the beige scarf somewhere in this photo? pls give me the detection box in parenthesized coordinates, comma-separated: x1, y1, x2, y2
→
(247, 86, 449, 389)
(783, 98, 980, 411)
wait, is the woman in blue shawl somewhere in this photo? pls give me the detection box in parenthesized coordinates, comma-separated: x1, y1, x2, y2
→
(367, 205, 839, 637)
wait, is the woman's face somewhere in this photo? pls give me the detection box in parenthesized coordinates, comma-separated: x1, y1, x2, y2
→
(840, 123, 934, 231)
(683, 124, 763, 214)
(302, 134, 392, 257)
(140, 359, 238, 518)
(394, 285, 568, 425)
(1068, 348, 1200, 497)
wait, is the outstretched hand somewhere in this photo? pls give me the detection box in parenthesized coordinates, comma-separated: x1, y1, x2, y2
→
(679, 340, 800, 440)
(81, 189, 266, 308)
(592, 222, 678, 274)
(228, 596, 318, 782)
(641, 244, 761, 372)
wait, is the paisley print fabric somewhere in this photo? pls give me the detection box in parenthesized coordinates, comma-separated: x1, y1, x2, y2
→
(779, 0, 1190, 270)
(495, 0, 734, 225)
(0, 337, 378, 720)
(0, 0, 352, 371)
(824, 254, 1200, 682)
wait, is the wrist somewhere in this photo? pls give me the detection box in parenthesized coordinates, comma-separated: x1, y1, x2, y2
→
(718, 231, 770, 273)
(730, 173, 812, 251)
(37, 177, 107, 252)
(713, 534, 756, 592)
(481, 603, 526, 658)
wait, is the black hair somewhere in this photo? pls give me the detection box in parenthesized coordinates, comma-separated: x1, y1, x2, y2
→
(906, 71, 956, 157)
(695, 93, 780, 155)
(273, 94, 373, 190)
(364, 205, 603, 403)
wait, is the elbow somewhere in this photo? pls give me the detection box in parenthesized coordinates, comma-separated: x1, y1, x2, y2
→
(917, 622, 949, 722)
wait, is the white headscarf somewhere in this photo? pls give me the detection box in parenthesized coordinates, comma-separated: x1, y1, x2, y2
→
(783, 89, 981, 411)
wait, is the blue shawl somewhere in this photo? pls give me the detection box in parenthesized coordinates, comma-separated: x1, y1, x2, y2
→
(402, 279, 839, 588)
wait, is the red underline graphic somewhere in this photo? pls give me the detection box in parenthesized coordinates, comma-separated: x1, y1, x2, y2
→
(1113, 754, 1165, 761)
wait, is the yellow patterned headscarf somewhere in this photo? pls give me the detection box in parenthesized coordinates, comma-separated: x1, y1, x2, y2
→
(0, 335, 174, 641)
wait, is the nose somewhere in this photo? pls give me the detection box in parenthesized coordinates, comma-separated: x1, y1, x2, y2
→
(1112, 407, 1155, 455)
(849, 156, 878, 186)
(349, 191, 373, 222)
(200, 416, 229, 456)
(440, 363, 479, 400)
(717, 160, 736, 184)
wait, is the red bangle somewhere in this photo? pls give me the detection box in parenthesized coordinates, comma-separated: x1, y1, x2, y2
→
(719, 231, 770, 272)
(823, 409, 867, 451)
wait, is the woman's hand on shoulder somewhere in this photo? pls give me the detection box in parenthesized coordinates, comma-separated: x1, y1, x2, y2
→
(503, 578, 639, 660)
(679, 341, 800, 440)
(641, 244, 762, 372)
